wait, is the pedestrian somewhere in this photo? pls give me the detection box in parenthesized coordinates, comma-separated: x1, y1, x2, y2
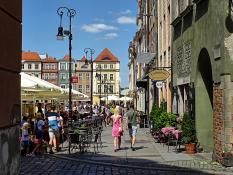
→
(30, 112, 45, 156)
(57, 112, 64, 148)
(111, 108, 123, 152)
(20, 116, 30, 156)
(125, 104, 138, 151)
(46, 105, 59, 154)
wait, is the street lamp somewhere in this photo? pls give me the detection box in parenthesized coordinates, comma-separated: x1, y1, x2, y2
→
(56, 7, 76, 126)
(95, 65, 102, 105)
(84, 48, 95, 115)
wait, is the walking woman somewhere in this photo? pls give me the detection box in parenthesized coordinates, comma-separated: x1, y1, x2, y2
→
(111, 108, 123, 152)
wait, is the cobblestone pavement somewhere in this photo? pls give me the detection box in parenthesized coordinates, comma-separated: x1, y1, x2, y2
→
(20, 155, 225, 175)
(20, 126, 233, 175)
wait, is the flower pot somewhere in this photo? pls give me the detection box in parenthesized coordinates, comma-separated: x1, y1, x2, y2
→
(184, 143, 196, 154)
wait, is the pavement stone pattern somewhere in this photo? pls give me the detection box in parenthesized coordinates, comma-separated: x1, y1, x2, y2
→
(20, 126, 233, 175)
(20, 155, 220, 175)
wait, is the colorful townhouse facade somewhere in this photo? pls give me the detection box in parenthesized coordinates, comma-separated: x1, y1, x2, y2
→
(58, 55, 76, 90)
(21, 51, 42, 78)
(75, 56, 91, 97)
(41, 56, 58, 85)
(93, 48, 120, 105)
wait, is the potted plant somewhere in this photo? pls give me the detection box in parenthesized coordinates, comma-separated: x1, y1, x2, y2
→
(181, 113, 196, 154)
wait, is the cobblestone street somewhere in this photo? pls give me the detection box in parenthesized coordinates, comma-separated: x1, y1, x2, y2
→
(20, 127, 233, 175)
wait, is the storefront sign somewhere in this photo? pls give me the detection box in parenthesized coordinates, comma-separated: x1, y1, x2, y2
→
(70, 76, 78, 83)
(148, 70, 170, 81)
(156, 81, 163, 88)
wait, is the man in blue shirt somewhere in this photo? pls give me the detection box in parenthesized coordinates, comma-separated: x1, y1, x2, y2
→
(46, 105, 59, 154)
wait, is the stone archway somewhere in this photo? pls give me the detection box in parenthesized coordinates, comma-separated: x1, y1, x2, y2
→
(195, 48, 214, 152)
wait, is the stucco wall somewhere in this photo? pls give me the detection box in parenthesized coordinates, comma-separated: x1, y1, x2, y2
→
(0, 1, 22, 174)
(172, 0, 233, 164)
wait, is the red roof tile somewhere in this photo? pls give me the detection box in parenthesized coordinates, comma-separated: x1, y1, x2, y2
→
(62, 55, 70, 61)
(22, 52, 41, 61)
(42, 56, 58, 63)
(94, 48, 119, 62)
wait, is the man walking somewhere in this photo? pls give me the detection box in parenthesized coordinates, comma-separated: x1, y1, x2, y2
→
(125, 104, 138, 151)
(46, 105, 59, 153)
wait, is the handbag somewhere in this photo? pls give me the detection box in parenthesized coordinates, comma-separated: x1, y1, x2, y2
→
(118, 126, 123, 136)
(128, 123, 132, 129)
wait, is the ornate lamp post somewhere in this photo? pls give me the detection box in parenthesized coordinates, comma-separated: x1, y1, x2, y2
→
(84, 48, 95, 115)
(96, 65, 103, 105)
(56, 7, 76, 126)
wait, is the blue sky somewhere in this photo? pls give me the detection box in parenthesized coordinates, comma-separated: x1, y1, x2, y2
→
(22, 0, 137, 88)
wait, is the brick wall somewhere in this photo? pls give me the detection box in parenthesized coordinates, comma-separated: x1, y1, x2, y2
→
(213, 84, 224, 163)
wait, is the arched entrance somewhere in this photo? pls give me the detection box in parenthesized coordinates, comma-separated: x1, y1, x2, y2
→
(195, 48, 214, 152)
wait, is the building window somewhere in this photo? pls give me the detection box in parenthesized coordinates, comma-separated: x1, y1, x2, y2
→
(78, 85, 82, 93)
(104, 85, 108, 93)
(35, 64, 39, 69)
(51, 73, 55, 80)
(86, 85, 90, 93)
(61, 73, 66, 80)
(45, 64, 49, 70)
(110, 74, 113, 81)
(160, 55, 162, 67)
(44, 73, 49, 80)
(28, 64, 32, 69)
(51, 64, 55, 70)
(104, 74, 107, 80)
(98, 85, 101, 93)
(86, 73, 90, 80)
(22, 64, 24, 69)
(110, 64, 113, 69)
(60, 84, 66, 89)
(78, 73, 82, 80)
(109, 85, 113, 94)
(104, 64, 107, 69)
(60, 63, 66, 70)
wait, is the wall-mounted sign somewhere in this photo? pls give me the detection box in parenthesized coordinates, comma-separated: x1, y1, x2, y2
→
(148, 69, 170, 81)
(156, 81, 164, 88)
(70, 76, 78, 83)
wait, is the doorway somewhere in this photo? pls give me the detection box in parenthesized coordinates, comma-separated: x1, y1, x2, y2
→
(195, 48, 214, 152)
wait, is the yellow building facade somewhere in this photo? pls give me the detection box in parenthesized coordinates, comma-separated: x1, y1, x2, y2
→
(92, 48, 120, 105)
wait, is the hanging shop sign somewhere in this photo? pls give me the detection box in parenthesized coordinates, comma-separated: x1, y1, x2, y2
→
(156, 81, 164, 88)
(148, 69, 170, 81)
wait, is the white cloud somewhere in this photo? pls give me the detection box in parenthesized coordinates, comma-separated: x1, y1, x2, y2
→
(97, 33, 118, 40)
(120, 9, 132, 15)
(104, 33, 118, 40)
(81, 24, 117, 33)
(117, 16, 136, 24)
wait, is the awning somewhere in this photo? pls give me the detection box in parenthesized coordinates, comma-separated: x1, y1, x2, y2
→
(136, 52, 156, 64)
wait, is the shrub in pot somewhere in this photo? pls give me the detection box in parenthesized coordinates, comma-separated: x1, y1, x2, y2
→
(181, 113, 196, 154)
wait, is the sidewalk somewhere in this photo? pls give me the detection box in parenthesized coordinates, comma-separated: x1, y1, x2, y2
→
(53, 126, 233, 174)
